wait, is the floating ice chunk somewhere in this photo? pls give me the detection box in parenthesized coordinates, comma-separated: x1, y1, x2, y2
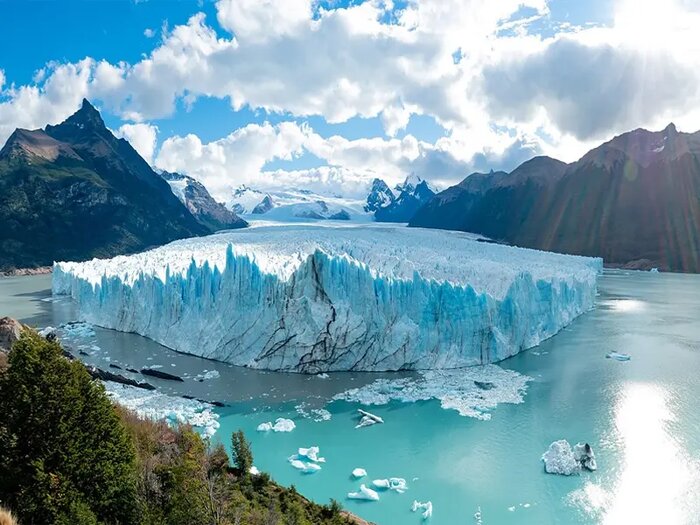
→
(249, 466, 260, 476)
(358, 409, 383, 423)
(356, 409, 384, 428)
(290, 459, 307, 470)
(297, 446, 325, 463)
(606, 352, 631, 362)
(302, 462, 322, 473)
(352, 468, 367, 479)
(337, 366, 532, 420)
(372, 479, 390, 489)
(412, 500, 433, 519)
(272, 418, 296, 432)
(650, 267, 659, 273)
(348, 484, 380, 501)
(542, 440, 580, 475)
(38, 326, 56, 337)
(389, 477, 407, 493)
(194, 370, 220, 380)
(317, 373, 330, 379)
(103, 381, 219, 438)
(573, 442, 597, 471)
(295, 403, 332, 422)
(257, 418, 296, 432)
(474, 506, 482, 524)
(372, 478, 407, 493)
(356, 416, 378, 428)
(288, 457, 321, 473)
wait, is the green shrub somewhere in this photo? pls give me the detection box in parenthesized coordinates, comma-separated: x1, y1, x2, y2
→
(0, 331, 138, 525)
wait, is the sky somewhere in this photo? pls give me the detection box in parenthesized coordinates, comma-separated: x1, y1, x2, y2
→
(1, 0, 700, 201)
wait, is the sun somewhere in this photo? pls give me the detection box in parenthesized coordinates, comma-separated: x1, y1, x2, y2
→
(614, 0, 687, 50)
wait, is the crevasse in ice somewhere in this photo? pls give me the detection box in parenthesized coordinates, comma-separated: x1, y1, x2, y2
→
(52, 224, 602, 372)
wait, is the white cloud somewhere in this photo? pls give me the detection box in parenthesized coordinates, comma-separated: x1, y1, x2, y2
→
(0, 59, 93, 146)
(144, 28, 155, 38)
(156, 121, 309, 199)
(114, 123, 159, 164)
(215, 0, 312, 42)
(154, 120, 533, 200)
(1, 0, 700, 185)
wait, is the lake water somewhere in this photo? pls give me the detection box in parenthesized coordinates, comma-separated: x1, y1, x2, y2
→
(2, 270, 700, 524)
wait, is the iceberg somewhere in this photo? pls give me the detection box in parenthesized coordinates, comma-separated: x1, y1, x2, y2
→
(336, 365, 531, 420)
(573, 442, 598, 471)
(356, 408, 384, 428)
(352, 468, 367, 479)
(257, 418, 296, 433)
(606, 352, 631, 362)
(542, 440, 597, 475)
(296, 446, 325, 463)
(373, 478, 407, 493)
(412, 500, 433, 519)
(348, 484, 380, 501)
(53, 224, 601, 372)
(289, 459, 321, 473)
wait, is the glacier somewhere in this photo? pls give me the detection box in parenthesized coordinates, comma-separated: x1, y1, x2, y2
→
(52, 223, 602, 373)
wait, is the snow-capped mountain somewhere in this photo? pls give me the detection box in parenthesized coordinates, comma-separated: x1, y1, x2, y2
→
(364, 178, 396, 212)
(228, 185, 371, 222)
(160, 171, 247, 231)
(228, 185, 268, 215)
(374, 175, 437, 223)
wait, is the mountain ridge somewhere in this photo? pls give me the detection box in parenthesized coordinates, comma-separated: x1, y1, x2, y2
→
(410, 124, 700, 272)
(0, 99, 228, 271)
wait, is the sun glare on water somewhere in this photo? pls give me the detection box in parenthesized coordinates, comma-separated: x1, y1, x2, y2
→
(601, 384, 699, 523)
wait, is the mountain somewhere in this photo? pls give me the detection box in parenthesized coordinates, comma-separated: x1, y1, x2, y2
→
(410, 124, 700, 272)
(228, 185, 371, 222)
(364, 178, 395, 212)
(159, 171, 246, 231)
(0, 99, 210, 271)
(374, 175, 436, 223)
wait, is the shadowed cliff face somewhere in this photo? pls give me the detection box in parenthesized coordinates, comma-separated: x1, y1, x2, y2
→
(410, 127, 700, 273)
(0, 99, 224, 271)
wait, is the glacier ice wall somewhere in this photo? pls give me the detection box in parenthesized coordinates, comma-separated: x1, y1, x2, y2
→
(53, 224, 602, 372)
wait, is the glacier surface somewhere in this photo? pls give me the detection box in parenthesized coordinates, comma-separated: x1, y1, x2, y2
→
(53, 223, 602, 372)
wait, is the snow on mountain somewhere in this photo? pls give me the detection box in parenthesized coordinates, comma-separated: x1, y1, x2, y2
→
(364, 178, 395, 212)
(228, 185, 371, 222)
(159, 171, 247, 231)
(53, 223, 602, 373)
(228, 185, 268, 214)
(375, 175, 437, 223)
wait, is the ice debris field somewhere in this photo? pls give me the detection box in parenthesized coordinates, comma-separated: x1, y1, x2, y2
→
(53, 223, 602, 373)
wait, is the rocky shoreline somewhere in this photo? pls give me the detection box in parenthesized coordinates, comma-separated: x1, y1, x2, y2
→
(1, 266, 52, 278)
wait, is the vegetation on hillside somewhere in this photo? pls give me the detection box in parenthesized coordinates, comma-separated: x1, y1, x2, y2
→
(0, 330, 355, 525)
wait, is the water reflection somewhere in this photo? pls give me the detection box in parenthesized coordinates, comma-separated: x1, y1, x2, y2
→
(603, 383, 697, 524)
(601, 299, 646, 313)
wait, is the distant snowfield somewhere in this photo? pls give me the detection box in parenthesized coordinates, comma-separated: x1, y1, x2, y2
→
(53, 223, 602, 372)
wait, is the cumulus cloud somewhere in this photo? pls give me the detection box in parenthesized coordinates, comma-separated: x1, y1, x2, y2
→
(114, 123, 159, 164)
(1, 0, 700, 190)
(154, 119, 535, 200)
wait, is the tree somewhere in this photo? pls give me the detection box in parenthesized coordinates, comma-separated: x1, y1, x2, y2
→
(0, 331, 138, 525)
(230, 430, 253, 477)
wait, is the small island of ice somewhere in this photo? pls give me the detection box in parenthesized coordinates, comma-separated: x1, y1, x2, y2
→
(53, 224, 601, 372)
(542, 440, 597, 475)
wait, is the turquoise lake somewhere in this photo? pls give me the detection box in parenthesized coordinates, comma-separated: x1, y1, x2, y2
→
(2, 270, 700, 524)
